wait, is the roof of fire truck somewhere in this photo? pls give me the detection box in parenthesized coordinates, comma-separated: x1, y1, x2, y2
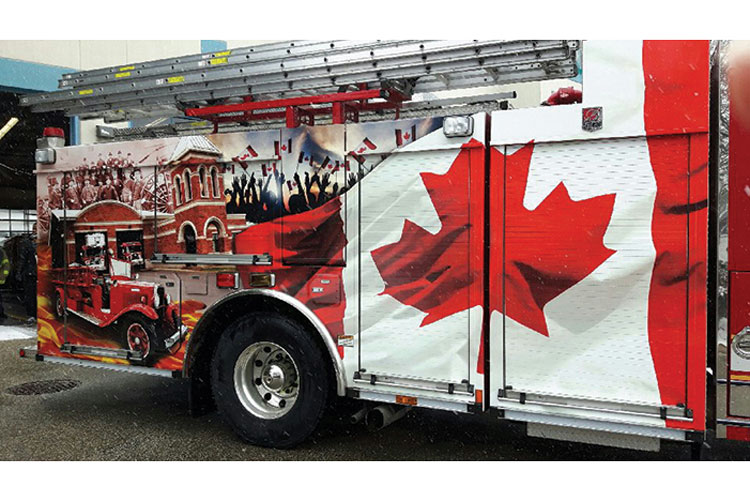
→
(19, 40, 581, 140)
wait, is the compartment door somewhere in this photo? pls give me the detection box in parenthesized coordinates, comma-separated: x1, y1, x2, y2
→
(492, 136, 692, 408)
(355, 117, 485, 388)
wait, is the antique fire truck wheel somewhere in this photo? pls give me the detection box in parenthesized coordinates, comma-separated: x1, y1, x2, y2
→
(54, 291, 65, 318)
(118, 313, 157, 365)
(211, 312, 331, 448)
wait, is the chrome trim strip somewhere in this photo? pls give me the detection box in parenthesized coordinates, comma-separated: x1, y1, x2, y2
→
(717, 418, 750, 427)
(715, 40, 731, 431)
(152, 252, 272, 265)
(60, 343, 143, 361)
(353, 375, 474, 396)
(183, 288, 347, 397)
(39, 354, 175, 378)
(497, 397, 693, 423)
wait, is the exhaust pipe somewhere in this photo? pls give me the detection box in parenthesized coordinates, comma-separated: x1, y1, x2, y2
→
(350, 407, 368, 425)
(365, 404, 410, 432)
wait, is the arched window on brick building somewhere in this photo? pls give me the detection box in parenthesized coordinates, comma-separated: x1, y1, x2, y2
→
(174, 176, 183, 206)
(206, 219, 225, 253)
(210, 166, 220, 198)
(199, 166, 208, 198)
(182, 223, 197, 254)
(184, 170, 192, 201)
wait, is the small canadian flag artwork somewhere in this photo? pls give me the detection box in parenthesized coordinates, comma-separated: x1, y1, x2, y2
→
(349, 137, 378, 165)
(275, 138, 293, 155)
(237, 144, 259, 161)
(395, 125, 417, 147)
(353, 137, 377, 154)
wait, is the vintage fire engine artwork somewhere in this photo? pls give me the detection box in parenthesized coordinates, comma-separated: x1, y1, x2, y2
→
(17, 39, 750, 454)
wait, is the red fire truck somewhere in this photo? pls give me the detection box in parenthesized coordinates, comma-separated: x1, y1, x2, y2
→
(17, 40, 749, 455)
(51, 243, 182, 364)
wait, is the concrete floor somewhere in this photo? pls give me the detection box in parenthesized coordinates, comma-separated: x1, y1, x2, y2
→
(2, 335, 750, 461)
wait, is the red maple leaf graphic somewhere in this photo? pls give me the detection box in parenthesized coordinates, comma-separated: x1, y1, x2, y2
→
(496, 142, 616, 335)
(371, 141, 616, 336)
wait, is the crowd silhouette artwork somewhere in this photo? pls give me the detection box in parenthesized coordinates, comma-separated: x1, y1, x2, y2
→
(225, 156, 369, 224)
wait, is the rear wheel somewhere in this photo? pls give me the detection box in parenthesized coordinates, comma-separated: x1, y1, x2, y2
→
(118, 313, 158, 365)
(211, 312, 331, 448)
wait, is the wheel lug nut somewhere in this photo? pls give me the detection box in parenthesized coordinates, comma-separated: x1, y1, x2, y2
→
(254, 360, 263, 367)
(255, 378, 261, 385)
(279, 399, 286, 408)
(264, 393, 272, 401)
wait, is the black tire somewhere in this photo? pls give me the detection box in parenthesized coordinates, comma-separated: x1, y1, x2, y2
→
(211, 312, 331, 448)
(118, 312, 158, 366)
(54, 290, 65, 319)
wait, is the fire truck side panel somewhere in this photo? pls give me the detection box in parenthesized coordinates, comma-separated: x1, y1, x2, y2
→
(489, 40, 709, 436)
(341, 115, 485, 403)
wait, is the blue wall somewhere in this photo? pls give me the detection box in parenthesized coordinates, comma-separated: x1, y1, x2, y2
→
(0, 57, 75, 93)
(201, 40, 228, 54)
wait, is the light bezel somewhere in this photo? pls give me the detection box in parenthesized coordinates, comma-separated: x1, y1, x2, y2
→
(443, 115, 474, 138)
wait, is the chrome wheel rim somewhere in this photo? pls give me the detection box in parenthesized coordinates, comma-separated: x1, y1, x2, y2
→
(126, 323, 150, 358)
(233, 341, 299, 419)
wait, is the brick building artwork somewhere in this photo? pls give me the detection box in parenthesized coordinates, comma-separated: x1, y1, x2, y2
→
(47, 135, 236, 264)
(50, 201, 171, 269)
(167, 136, 231, 255)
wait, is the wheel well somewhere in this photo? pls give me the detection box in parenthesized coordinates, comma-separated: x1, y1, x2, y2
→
(184, 292, 342, 416)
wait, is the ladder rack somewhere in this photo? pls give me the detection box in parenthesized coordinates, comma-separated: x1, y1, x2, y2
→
(20, 40, 581, 128)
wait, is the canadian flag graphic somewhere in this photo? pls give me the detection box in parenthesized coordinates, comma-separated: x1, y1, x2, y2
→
(275, 138, 293, 156)
(349, 137, 377, 165)
(296, 151, 315, 166)
(352, 137, 377, 154)
(395, 125, 417, 147)
(236, 144, 258, 161)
